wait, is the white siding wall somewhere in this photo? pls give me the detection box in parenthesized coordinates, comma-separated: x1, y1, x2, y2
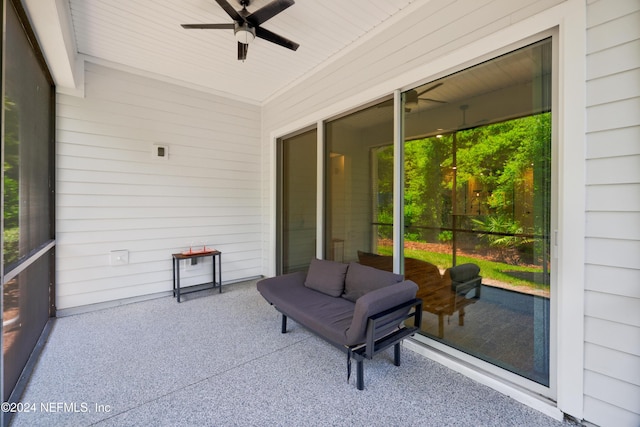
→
(584, 1, 640, 426)
(56, 62, 262, 310)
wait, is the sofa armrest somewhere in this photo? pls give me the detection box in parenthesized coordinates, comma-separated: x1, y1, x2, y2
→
(364, 297, 422, 358)
(344, 280, 418, 346)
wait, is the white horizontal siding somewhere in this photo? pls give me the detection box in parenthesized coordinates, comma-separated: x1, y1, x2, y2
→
(585, 317, 640, 359)
(585, 291, 640, 327)
(586, 156, 640, 185)
(584, 0, 640, 425)
(584, 342, 640, 388)
(584, 371, 640, 424)
(587, 126, 640, 159)
(585, 264, 640, 297)
(586, 212, 640, 240)
(56, 62, 262, 309)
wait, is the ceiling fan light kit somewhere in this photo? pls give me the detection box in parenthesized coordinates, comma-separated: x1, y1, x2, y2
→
(234, 23, 255, 44)
(181, 0, 299, 61)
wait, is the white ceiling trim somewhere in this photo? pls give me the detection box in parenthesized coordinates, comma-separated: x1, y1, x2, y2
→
(23, 0, 81, 91)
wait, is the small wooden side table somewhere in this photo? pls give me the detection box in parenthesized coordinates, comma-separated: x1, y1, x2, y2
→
(172, 250, 221, 303)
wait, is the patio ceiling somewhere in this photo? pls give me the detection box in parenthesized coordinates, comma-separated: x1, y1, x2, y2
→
(33, 0, 418, 104)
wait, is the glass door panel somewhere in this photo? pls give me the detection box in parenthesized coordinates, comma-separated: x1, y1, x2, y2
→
(403, 39, 552, 386)
(325, 100, 394, 265)
(278, 129, 317, 274)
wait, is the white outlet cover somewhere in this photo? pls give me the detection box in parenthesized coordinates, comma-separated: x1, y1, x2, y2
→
(110, 250, 129, 266)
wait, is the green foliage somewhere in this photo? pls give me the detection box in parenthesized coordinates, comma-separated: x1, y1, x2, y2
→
(452, 115, 550, 215)
(376, 210, 394, 240)
(403, 136, 450, 241)
(438, 230, 452, 244)
(4, 96, 20, 229)
(374, 112, 551, 273)
(471, 215, 533, 264)
(398, 113, 550, 235)
(374, 145, 394, 241)
(3, 228, 20, 265)
(4, 96, 21, 264)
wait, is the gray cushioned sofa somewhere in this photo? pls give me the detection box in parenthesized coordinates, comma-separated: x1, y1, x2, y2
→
(257, 258, 422, 390)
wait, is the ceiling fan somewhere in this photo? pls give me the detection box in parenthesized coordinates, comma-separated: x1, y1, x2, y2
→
(181, 0, 299, 61)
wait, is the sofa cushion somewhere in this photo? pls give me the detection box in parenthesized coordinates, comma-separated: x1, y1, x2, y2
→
(258, 272, 356, 346)
(304, 258, 348, 297)
(342, 262, 404, 302)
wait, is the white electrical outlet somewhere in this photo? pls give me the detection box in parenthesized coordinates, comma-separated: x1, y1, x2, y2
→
(110, 250, 129, 266)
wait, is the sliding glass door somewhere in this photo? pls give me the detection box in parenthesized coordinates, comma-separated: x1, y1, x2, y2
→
(277, 129, 317, 274)
(275, 37, 554, 392)
(402, 39, 553, 386)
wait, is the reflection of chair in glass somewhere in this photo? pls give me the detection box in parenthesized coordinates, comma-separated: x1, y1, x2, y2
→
(357, 251, 481, 338)
(415, 263, 481, 338)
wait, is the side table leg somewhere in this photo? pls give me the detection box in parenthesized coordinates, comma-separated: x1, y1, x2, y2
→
(218, 253, 222, 293)
(176, 259, 181, 303)
(172, 258, 176, 298)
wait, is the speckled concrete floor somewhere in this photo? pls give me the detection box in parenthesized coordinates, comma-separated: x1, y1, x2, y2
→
(11, 280, 575, 426)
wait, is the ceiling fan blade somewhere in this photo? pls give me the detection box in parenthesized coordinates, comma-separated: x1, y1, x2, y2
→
(214, 0, 244, 22)
(255, 26, 299, 51)
(238, 42, 249, 61)
(416, 82, 443, 97)
(246, 0, 294, 26)
(181, 23, 235, 29)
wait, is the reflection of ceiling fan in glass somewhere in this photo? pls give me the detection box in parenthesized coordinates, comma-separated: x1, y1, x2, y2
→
(405, 83, 447, 108)
(379, 82, 447, 113)
(458, 103, 489, 130)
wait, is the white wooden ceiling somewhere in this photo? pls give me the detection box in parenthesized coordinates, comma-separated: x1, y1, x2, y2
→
(68, 0, 416, 104)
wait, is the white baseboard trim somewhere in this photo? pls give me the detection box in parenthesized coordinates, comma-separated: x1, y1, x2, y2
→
(56, 276, 262, 317)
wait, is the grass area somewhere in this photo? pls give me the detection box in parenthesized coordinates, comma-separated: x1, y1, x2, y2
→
(378, 245, 549, 292)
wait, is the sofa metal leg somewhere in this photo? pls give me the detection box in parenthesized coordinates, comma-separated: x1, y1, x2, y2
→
(356, 360, 364, 390)
(281, 314, 287, 333)
(394, 342, 401, 366)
